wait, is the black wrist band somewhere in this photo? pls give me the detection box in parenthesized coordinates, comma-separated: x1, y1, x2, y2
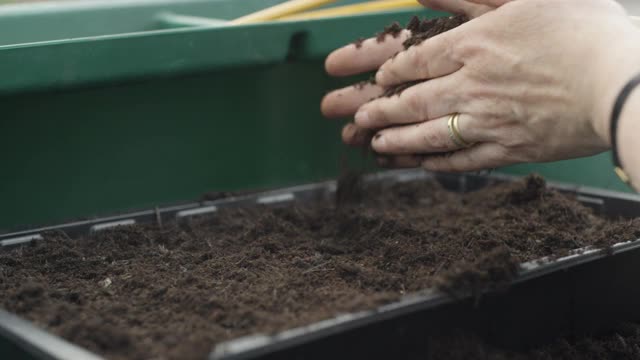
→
(610, 73, 640, 186)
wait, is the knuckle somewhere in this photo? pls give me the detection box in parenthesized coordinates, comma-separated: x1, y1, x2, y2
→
(503, 136, 529, 150)
(382, 133, 406, 152)
(422, 158, 443, 172)
(500, 138, 541, 163)
(495, 145, 514, 162)
(481, 115, 514, 130)
(374, 103, 392, 127)
(423, 127, 449, 151)
(463, 81, 493, 100)
(519, 146, 545, 163)
(399, 47, 430, 80)
(405, 48, 424, 76)
(493, 126, 519, 146)
(447, 36, 467, 63)
(447, 158, 466, 173)
(387, 57, 408, 82)
(417, 51, 434, 80)
(499, 127, 537, 150)
(451, 34, 485, 61)
(362, 102, 385, 127)
(439, 36, 460, 61)
(403, 90, 427, 121)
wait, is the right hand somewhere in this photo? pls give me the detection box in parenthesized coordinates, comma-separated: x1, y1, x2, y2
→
(321, 0, 497, 147)
(322, 0, 640, 173)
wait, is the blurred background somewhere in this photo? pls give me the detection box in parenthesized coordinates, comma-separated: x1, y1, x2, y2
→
(0, 0, 638, 11)
(1, 0, 638, 11)
(625, 0, 640, 13)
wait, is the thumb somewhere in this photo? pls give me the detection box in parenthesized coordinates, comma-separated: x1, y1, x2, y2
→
(418, 0, 494, 18)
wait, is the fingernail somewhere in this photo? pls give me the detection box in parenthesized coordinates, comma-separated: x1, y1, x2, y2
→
(354, 110, 369, 126)
(375, 70, 384, 84)
(372, 133, 385, 149)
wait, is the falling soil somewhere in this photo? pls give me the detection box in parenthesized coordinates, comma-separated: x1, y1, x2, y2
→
(335, 171, 365, 206)
(2, 175, 640, 360)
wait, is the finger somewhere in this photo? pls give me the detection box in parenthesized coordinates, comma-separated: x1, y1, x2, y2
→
(421, 143, 511, 172)
(325, 30, 411, 77)
(342, 123, 374, 146)
(321, 83, 383, 118)
(466, 0, 512, 7)
(371, 114, 490, 155)
(418, 0, 494, 18)
(377, 154, 424, 168)
(376, 29, 463, 87)
(355, 73, 463, 129)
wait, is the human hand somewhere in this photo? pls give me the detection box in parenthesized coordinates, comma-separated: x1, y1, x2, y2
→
(324, 0, 640, 172)
(321, 0, 494, 148)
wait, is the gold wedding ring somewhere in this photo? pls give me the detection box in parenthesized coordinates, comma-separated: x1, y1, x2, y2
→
(447, 113, 472, 148)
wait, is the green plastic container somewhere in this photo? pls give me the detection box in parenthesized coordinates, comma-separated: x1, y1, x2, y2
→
(0, 0, 627, 232)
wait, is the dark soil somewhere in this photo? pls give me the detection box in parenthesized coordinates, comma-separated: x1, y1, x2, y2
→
(429, 322, 640, 359)
(376, 21, 403, 42)
(352, 21, 403, 48)
(335, 171, 365, 205)
(352, 37, 365, 48)
(382, 15, 468, 97)
(2, 175, 640, 360)
(353, 75, 377, 90)
(349, 15, 467, 97)
(403, 14, 468, 49)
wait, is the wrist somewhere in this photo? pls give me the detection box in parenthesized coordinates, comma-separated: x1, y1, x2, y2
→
(590, 22, 640, 146)
(617, 88, 640, 185)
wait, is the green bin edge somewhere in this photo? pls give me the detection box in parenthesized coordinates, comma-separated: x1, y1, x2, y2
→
(0, 0, 628, 235)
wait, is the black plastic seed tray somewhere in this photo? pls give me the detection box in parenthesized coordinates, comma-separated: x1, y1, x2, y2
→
(2, 169, 640, 360)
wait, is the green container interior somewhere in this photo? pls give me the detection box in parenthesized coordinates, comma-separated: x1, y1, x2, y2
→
(0, 0, 378, 45)
(0, 0, 629, 233)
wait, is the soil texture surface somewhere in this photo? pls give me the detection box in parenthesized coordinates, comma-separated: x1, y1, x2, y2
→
(403, 14, 468, 49)
(376, 21, 403, 42)
(1, 174, 639, 360)
(430, 322, 640, 359)
(368, 15, 469, 98)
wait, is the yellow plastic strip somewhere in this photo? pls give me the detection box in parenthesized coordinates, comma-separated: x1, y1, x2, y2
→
(231, 0, 337, 24)
(615, 166, 631, 185)
(280, 0, 420, 21)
